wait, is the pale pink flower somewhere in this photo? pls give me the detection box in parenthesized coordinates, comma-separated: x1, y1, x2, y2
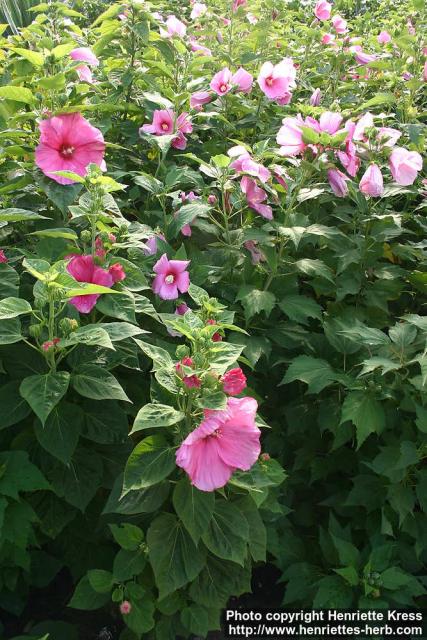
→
(120, 601, 132, 615)
(277, 116, 306, 156)
(232, 67, 253, 93)
(240, 176, 273, 219)
(327, 168, 350, 197)
(190, 41, 212, 56)
(143, 234, 165, 256)
(314, 0, 331, 20)
(140, 110, 192, 150)
(208, 194, 217, 204)
(322, 33, 335, 45)
(423, 60, 427, 82)
(160, 15, 186, 38)
(178, 191, 200, 236)
(35, 113, 105, 185)
(377, 30, 391, 44)
(389, 148, 423, 186)
(75, 65, 93, 83)
(318, 111, 343, 134)
(257, 59, 296, 101)
(352, 112, 374, 141)
(67, 255, 113, 314)
(244, 240, 265, 264)
(309, 88, 321, 106)
(175, 397, 261, 491)
(332, 15, 348, 34)
(70, 47, 99, 67)
(210, 67, 253, 95)
(377, 127, 401, 147)
(354, 50, 377, 65)
(247, 12, 258, 24)
(221, 367, 247, 395)
(228, 146, 271, 182)
(0, 250, 7, 263)
(190, 90, 212, 109)
(190, 2, 207, 19)
(359, 164, 384, 197)
(272, 165, 289, 189)
(152, 254, 190, 300)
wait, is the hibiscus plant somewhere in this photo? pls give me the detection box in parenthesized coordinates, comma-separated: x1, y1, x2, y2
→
(0, 0, 426, 637)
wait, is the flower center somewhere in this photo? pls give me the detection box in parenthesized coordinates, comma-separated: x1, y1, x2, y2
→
(266, 77, 273, 86)
(60, 145, 75, 157)
(220, 84, 228, 93)
(161, 122, 170, 131)
(165, 274, 175, 284)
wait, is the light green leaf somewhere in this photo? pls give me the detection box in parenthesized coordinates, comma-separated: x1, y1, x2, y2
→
(123, 435, 176, 493)
(281, 355, 336, 393)
(20, 371, 70, 426)
(130, 403, 184, 434)
(0, 85, 34, 103)
(72, 365, 130, 402)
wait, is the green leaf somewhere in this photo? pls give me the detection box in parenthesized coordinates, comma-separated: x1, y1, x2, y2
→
(72, 365, 130, 402)
(125, 597, 155, 635)
(130, 403, 184, 434)
(30, 227, 78, 240)
(189, 556, 251, 608)
(133, 339, 173, 370)
(12, 48, 44, 66)
(96, 291, 136, 323)
(235, 496, 267, 562)
(50, 448, 103, 511)
(0, 451, 50, 500)
(0, 208, 49, 222)
(109, 523, 144, 551)
(103, 474, 169, 515)
(134, 173, 163, 194)
(181, 604, 210, 637)
(0, 85, 34, 103)
(0, 318, 22, 344)
(59, 326, 115, 350)
(0, 380, 32, 429)
(201, 500, 249, 565)
(97, 322, 146, 342)
(81, 400, 129, 444)
(313, 575, 353, 608)
(294, 259, 335, 284)
(0, 297, 31, 320)
(236, 287, 276, 320)
(68, 575, 110, 610)
(173, 478, 215, 544)
(278, 295, 322, 325)
(147, 513, 206, 599)
(333, 566, 359, 586)
(20, 371, 70, 426)
(300, 125, 320, 144)
(87, 569, 114, 594)
(33, 402, 83, 465)
(281, 355, 336, 393)
(168, 202, 210, 238)
(113, 548, 147, 582)
(341, 392, 385, 448)
(123, 435, 176, 493)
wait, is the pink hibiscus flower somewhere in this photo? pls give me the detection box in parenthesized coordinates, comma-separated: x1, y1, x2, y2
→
(389, 148, 423, 186)
(140, 110, 192, 150)
(66, 255, 113, 314)
(210, 67, 253, 96)
(314, 0, 332, 20)
(221, 367, 247, 395)
(228, 146, 271, 182)
(257, 58, 296, 101)
(359, 164, 384, 197)
(152, 254, 190, 300)
(0, 250, 8, 263)
(176, 396, 261, 491)
(241, 176, 273, 219)
(160, 15, 186, 38)
(70, 47, 99, 84)
(35, 113, 105, 185)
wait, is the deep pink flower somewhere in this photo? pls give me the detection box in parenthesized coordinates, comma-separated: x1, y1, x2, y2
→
(232, 0, 247, 12)
(359, 164, 384, 197)
(176, 396, 260, 491)
(221, 367, 247, 395)
(109, 263, 126, 283)
(310, 88, 321, 106)
(0, 250, 7, 263)
(120, 601, 132, 615)
(190, 90, 212, 110)
(331, 15, 347, 34)
(377, 30, 391, 44)
(152, 254, 190, 300)
(277, 116, 306, 156)
(67, 255, 113, 314)
(389, 148, 423, 186)
(35, 113, 105, 185)
(160, 15, 186, 38)
(183, 374, 202, 388)
(208, 194, 217, 204)
(327, 168, 350, 197)
(70, 47, 99, 66)
(228, 146, 271, 183)
(257, 59, 296, 101)
(176, 302, 189, 315)
(241, 176, 272, 220)
(315, 0, 331, 20)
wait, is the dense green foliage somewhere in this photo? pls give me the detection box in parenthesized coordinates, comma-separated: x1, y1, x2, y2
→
(0, 0, 425, 638)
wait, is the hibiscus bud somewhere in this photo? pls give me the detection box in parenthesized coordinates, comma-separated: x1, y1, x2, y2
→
(221, 367, 247, 396)
(109, 263, 126, 283)
(175, 356, 194, 377)
(0, 249, 8, 263)
(80, 230, 92, 243)
(261, 453, 270, 461)
(207, 194, 217, 204)
(176, 345, 190, 359)
(309, 88, 321, 106)
(212, 332, 222, 342)
(59, 317, 79, 336)
(216, 31, 223, 44)
(183, 374, 202, 388)
(120, 600, 132, 615)
(108, 233, 117, 243)
(29, 323, 43, 338)
(42, 338, 60, 352)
